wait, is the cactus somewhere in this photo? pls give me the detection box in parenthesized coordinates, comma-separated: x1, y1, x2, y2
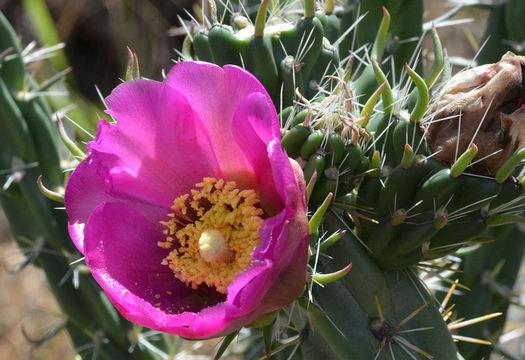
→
(183, 1, 525, 358)
(2, 0, 525, 359)
(433, 3, 525, 355)
(449, 224, 525, 359)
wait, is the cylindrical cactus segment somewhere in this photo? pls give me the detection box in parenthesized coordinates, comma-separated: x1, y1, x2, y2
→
(301, 216, 459, 359)
(184, 2, 525, 359)
(190, 0, 352, 110)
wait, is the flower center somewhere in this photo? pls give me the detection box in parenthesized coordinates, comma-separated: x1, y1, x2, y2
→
(159, 177, 264, 294)
(198, 230, 233, 263)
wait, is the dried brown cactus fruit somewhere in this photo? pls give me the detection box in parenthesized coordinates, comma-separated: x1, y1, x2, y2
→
(425, 52, 525, 176)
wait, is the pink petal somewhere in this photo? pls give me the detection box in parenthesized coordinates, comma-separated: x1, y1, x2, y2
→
(65, 151, 170, 252)
(66, 78, 221, 251)
(164, 62, 276, 190)
(226, 207, 308, 318)
(84, 201, 291, 338)
(84, 202, 228, 336)
(66, 61, 310, 339)
(232, 92, 283, 214)
(101, 79, 219, 204)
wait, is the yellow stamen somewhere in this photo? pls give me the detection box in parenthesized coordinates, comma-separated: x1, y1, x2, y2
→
(160, 177, 264, 294)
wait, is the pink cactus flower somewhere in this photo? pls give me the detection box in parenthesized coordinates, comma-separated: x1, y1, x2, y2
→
(64, 61, 309, 339)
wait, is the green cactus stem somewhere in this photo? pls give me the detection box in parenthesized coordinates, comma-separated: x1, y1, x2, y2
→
(311, 263, 353, 285)
(495, 147, 525, 183)
(37, 175, 64, 203)
(371, 7, 391, 61)
(318, 229, 346, 252)
(57, 116, 86, 159)
(425, 25, 444, 88)
(309, 192, 333, 235)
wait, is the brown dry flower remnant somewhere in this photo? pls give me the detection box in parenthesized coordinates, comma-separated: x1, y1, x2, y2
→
(426, 52, 525, 176)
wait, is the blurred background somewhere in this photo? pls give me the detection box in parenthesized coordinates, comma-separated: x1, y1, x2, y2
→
(0, 0, 195, 101)
(0, 0, 523, 359)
